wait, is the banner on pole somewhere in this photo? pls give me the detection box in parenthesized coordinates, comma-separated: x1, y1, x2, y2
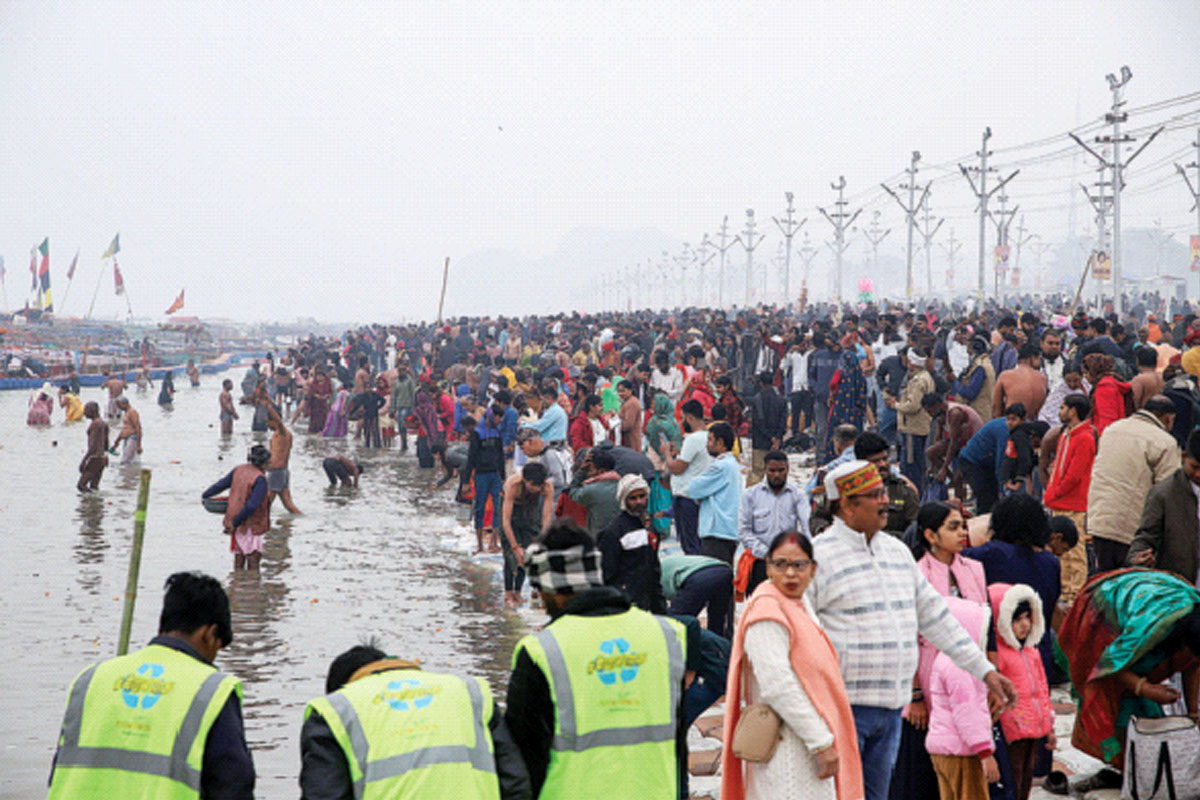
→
(1010, 267, 1020, 288)
(994, 245, 1010, 274)
(1090, 250, 1111, 280)
(1190, 235, 1200, 272)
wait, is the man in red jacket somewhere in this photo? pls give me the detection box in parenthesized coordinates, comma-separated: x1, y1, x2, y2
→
(1043, 394, 1096, 604)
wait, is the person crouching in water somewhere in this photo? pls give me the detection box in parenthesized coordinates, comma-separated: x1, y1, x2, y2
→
(203, 444, 271, 570)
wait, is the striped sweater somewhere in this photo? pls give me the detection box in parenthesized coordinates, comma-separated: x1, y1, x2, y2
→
(808, 517, 994, 709)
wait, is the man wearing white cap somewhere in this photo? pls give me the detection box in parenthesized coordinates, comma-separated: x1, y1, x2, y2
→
(596, 473, 666, 613)
(808, 459, 1018, 800)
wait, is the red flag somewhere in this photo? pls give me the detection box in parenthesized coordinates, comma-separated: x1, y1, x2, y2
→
(29, 248, 37, 291)
(165, 289, 184, 315)
(67, 249, 79, 279)
(114, 261, 125, 295)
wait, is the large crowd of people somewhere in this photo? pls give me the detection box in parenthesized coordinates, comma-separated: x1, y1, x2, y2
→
(45, 289, 1200, 800)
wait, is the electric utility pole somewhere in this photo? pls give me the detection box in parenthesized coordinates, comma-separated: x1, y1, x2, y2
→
(657, 251, 672, 310)
(772, 191, 806, 304)
(712, 215, 736, 308)
(881, 151, 930, 299)
(674, 243, 694, 307)
(818, 176, 861, 303)
(735, 209, 765, 307)
(939, 228, 962, 292)
(1011, 215, 1033, 293)
(960, 127, 1018, 299)
(858, 210, 891, 275)
(1145, 220, 1175, 278)
(989, 192, 1019, 303)
(1080, 152, 1114, 308)
(694, 234, 715, 307)
(1175, 128, 1200, 298)
(796, 231, 819, 288)
(917, 198, 945, 297)
(1070, 66, 1164, 313)
(1029, 238, 1055, 292)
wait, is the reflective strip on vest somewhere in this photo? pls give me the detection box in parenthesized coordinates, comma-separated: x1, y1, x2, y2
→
(54, 664, 229, 791)
(538, 615, 684, 752)
(326, 675, 495, 800)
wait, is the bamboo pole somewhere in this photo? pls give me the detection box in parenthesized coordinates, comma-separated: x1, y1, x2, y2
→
(1071, 251, 1093, 312)
(117, 468, 152, 655)
(436, 257, 450, 325)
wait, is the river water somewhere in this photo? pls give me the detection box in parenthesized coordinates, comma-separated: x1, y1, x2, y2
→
(0, 377, 526, 798)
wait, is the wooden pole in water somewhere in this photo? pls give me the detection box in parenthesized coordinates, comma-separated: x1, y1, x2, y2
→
(117, 468, 152, 655)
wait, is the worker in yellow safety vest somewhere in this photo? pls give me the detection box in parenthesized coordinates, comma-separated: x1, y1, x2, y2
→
(505, 519, 689, 799)
(47, 571, 255, 799)
(300, 643, 531, 799)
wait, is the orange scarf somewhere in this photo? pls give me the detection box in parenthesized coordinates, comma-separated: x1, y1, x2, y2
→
(721, 582, 864, 800)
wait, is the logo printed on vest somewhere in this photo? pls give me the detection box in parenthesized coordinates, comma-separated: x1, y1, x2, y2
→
(587, 638, 646, 685)
(114, 663, 175, 709)
(375, 679, 440, 711)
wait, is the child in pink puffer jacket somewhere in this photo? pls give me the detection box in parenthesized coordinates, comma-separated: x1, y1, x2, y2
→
(926, 596, 998, 800)
(988, 582, 1056, 800)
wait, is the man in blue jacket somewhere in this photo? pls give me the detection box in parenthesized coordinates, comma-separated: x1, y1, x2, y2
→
(958, 402, 1026, 514)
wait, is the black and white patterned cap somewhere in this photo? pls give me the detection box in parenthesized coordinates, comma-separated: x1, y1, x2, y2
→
(524, 543, 603, 594)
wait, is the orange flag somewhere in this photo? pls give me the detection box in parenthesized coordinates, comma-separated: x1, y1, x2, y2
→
(165, 289, 184, 315)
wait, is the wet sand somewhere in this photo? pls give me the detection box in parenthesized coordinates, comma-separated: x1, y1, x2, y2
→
(0, 379, 523, 797)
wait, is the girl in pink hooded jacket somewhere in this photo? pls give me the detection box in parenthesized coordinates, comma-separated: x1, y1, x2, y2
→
(926, 596, 998, 800)
(988, 582, 1056, 800)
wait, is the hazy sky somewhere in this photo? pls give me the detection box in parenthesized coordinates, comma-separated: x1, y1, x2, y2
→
(2, 0, 1198, 322)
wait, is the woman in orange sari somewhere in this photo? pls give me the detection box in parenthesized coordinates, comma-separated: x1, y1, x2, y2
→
(722, 531, 864, 800)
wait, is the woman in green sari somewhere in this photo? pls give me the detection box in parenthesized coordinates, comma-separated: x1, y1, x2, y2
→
(1058, 568, 1200, 771)
(643, 392, 681, 539)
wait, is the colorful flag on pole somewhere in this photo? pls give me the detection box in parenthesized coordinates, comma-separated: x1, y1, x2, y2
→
(165, 289, 185, 315)
(67, 249, 79, 279)
(1190, 235, 1200, 272)
(29, 248, 37, 291)
(114, 262, 125, 295)
(37, 237, 52, 312)
(103, 233, 120, 259)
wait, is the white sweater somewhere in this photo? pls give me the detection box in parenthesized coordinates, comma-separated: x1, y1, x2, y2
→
(743, 619, 836, 800)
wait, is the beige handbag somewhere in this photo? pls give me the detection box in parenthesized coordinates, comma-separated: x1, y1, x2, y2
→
(731, 703, 783, 762)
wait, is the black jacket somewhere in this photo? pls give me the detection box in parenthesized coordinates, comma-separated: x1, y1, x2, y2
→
(749, 387, 788, 450)
(300, 673, 531, 800)
(467, 430, 506, 474)
(505, 587, 688, 798)
(598, 511, 667, 613)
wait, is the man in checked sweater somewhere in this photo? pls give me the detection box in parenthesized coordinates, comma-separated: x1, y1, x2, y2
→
(808, 460, 1018, 800)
